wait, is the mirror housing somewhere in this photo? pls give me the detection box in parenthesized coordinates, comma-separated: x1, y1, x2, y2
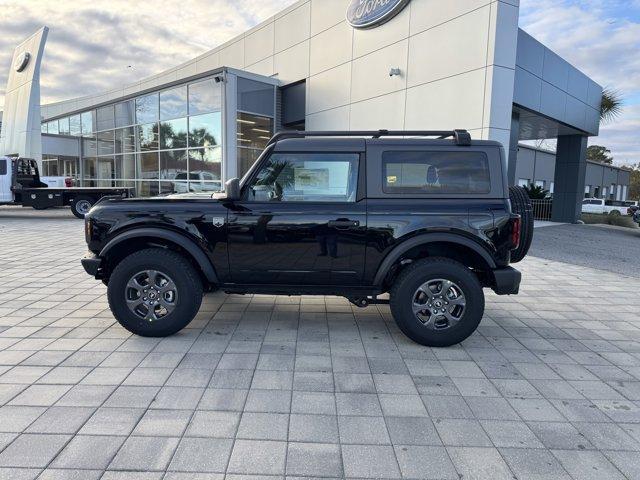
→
(225, 177, 241, 201)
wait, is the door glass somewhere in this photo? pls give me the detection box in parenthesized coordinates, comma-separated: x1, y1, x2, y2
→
(246, 153, 359, 202)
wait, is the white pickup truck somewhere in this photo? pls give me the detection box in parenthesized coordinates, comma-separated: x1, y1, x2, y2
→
(582, 198, 629, 216)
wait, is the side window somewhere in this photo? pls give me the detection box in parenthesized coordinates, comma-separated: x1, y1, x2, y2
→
(0, 160, 6, 176)
(382, 151, 491, 194)
(246, 153, 359, 202)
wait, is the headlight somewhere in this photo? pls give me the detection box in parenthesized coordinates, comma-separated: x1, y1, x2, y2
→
(85, 217, 93, 243)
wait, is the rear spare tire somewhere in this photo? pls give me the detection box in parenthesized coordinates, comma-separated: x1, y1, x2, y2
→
(509, 186, 534, 263)
(390, 258, 485, 347)
(107, 248, 203, 337)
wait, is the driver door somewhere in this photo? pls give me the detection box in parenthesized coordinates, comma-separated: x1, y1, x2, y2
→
(226, 151, 367, 285)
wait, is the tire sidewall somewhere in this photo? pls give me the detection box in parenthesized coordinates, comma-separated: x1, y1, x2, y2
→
(108, 252, 202, 337)
(72, 197, 93, 219)
(391, 262, 484, 347)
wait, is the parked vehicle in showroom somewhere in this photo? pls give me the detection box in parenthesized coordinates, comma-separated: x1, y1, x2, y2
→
(0, 156, 131, 218)
(582, 198, 629, 216)
(81, 130, 532, 347)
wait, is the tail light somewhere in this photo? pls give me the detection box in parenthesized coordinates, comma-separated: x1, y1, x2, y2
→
(510, 216, 521, 250)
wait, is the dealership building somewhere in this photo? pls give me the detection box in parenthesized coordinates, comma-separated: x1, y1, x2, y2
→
(0, 0, 627, 221)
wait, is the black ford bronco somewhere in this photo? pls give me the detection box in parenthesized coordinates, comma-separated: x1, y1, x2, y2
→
(82, 130, 533, 347)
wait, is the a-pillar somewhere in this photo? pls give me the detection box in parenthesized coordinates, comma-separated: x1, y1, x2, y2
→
(551, 135, 588, 223)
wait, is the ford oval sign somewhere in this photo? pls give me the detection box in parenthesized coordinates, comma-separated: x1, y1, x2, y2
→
(14, 52, 31, 72)
(346, 0, 410, 29)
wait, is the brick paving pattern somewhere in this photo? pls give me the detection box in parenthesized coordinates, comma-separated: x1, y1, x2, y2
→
(0, 209, 639, 479)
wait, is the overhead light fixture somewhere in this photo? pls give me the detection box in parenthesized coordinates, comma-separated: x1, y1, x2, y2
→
(252, 128, 271, 134)
(258, 136, 271, 140)
(237, 119, 256, 125)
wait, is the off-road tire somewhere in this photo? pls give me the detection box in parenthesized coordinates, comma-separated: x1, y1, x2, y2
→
(508, 186, 534, 263)
(609, 209, 621, 216)
(71, 196, 95, 219)
(107, 248, 203, 337)
(390, 258, 485, 347)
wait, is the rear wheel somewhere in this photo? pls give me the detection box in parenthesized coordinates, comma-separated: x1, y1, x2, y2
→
(390, 258, 485, 347)
(107, 248, 203, 337)
(71, 196, 94, 219)
(509, 186, 534, 263)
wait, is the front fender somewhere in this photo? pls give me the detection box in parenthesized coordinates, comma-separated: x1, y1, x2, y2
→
(100, 227, 219, 283)
(372, 232, 497, 286)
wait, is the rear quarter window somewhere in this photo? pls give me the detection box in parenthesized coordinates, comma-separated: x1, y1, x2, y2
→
(0, 159, 6, 176)
(382, 151, 491, 194)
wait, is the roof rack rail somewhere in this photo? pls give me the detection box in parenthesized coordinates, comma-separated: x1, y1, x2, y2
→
(266, 129, 472, 147)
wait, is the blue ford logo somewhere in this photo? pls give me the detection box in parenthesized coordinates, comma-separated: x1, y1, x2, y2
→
(346, 0, 411, 29)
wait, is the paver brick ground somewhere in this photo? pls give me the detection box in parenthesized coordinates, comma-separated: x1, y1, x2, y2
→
(0, 209, 639, 479)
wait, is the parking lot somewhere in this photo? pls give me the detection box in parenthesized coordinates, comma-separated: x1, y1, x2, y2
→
(0, 207, 639, 480)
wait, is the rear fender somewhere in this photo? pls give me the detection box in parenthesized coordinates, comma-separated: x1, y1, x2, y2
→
(373, 233, 497, 287)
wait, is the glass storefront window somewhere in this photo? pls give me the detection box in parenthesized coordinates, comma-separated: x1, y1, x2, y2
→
(160, 149, 188, 181)
(97, 156, 115, 181)
(136, 93, 159, 124)
(82, 137, 97, 157)
(188, 147, 221, 180)
(97, 105, 115, 131)
(81, 111, 95, 135)
(238, 148, 262, 177)
(115, 127, 136, 154)
(189, 113, 222, 148)
(83, 157, 97, 182)
(237, 112, 273, 150)
(115, 100, 135, 128)
(58, 117, 70, 135)
(69, 115, 81, 136)
(139, 152, 159, 179)
(137, 123, 159, 151)
(115, 153, 136, 180)
(160, 86, 188, 120)
(238, 78, 275, 117)
(41, 123, 48, 133)
(160, 118, 188, 150)
(97, 130, 115, 155)
(137, 181, 161, 197)
(188, 79, 222, 115)
(47, 121, 59, 135)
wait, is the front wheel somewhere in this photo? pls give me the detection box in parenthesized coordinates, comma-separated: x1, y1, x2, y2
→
(71, 196, 94, 219)
(107, 248, 203, 337)
(390, 258, 485, 347)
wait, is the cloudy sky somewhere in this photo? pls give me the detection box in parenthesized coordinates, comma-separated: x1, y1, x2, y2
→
(0, 0, 638, 165)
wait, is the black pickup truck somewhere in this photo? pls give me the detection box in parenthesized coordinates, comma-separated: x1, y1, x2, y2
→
(82, 130, 533, 347)
(0, 157, 131, 218)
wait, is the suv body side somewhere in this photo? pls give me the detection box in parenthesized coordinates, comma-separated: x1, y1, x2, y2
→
(85, 137, 515, 297)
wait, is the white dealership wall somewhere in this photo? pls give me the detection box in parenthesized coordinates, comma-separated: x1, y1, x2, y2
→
(40, 0, 520, 156)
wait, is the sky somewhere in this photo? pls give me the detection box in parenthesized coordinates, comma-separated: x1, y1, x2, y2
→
(0, 0, 638, 166)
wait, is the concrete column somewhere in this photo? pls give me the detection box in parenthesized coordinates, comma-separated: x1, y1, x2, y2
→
(507, 111, 520, 186)
(551, 135, 588, 223)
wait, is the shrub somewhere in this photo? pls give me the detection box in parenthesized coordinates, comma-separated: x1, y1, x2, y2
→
(581, 213, 639, 229)
(610, 215, 638, 229)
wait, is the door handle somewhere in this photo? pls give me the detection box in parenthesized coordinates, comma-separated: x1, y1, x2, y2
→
(328, 219, 360, 229)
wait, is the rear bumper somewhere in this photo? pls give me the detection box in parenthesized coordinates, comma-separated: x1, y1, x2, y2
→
(491, 267, 521, 295)
(81, 252, 102, 277)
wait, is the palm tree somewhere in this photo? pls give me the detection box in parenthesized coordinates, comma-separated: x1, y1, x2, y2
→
(601, 87, 623, 124)
(523, 184, 550, 200)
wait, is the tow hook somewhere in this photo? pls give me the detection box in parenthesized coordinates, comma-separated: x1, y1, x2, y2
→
(348, 297, 369, 308)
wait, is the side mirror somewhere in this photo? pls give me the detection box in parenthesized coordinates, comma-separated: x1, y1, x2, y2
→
(225, 177, 241, 201)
